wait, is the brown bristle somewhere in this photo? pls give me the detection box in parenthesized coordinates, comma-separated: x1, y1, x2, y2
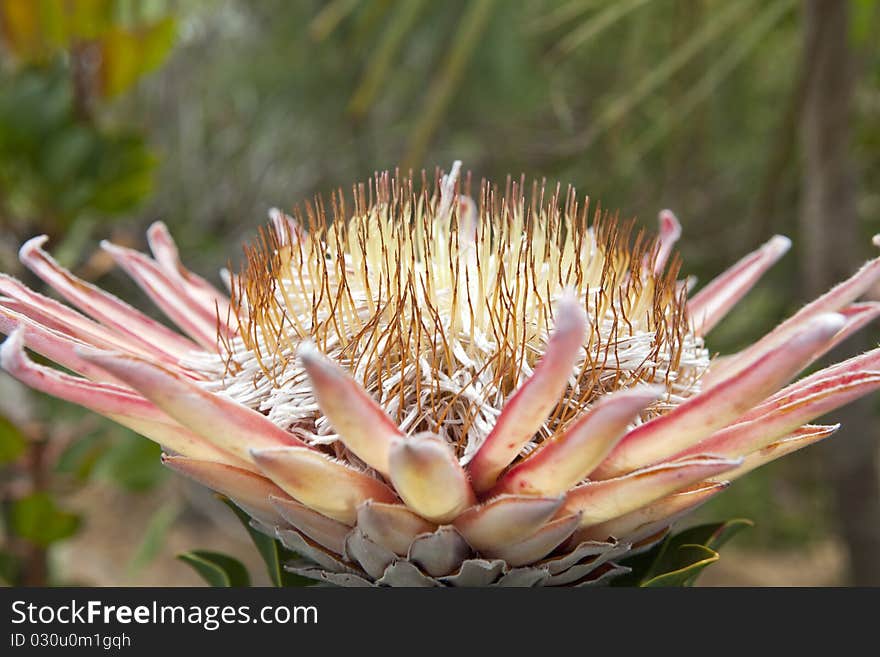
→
(221, 169, 702, 456)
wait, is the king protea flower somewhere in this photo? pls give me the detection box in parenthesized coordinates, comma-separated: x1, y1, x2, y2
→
(2, 162, 879, 587)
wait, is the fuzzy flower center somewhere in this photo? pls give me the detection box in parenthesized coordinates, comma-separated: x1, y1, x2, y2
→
(189, 169, 710, 464)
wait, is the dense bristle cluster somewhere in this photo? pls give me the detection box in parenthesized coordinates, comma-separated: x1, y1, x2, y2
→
(209, 168, 710, 462)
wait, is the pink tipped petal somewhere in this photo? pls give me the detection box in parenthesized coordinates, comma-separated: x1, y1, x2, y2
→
(123, 417, 252, 467)
(101, 240, 223, 349)
(298, 341, 402, 475)
(250, 447, 398, 524)
(571, 482, 727, 544)
(759, 346, 880, 406)
(688, 234, 791, 335)
(467, 294, 587, 492)
(707, 304, 880, 390)
(162, 455, 290, 525)
(562, 456, 741, 528)
(707, 425, 840, 483)
(652, 209, 682, 274)
(0, 275, 190, 370)
(387, 433, 476, 523)
(356, 501, 436, 556)
(457, 195, 478, 241)
(0, 307, 120, 383)
(771, 256, 880, 332)
(146, 221, 232, 318)
(678, 372, 880, 459)
(267, 209, 304, 247)
(1, 330, 241, 464)
(269, 496, 351, 554)
(3, 330, 160, 421)
(593, 313, 846, 477)
(493, 386, 662, 496)
(79, 350, 304, 463)
(453, 495, 564, 552)
(822, 303, 880, 353)
(487, 513, 581, 567)
(712, 255, 880, 381)
(19, 237, 199, 359)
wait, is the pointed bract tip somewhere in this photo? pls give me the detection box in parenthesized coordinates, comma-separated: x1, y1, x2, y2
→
(554, 289, 587, 332)
(74, 344, 121, 362)
(296, 339, 321, 365)
(296, 340, 335, 373)
(18, 235, 50, 262)
(658, 209, 682, 237)
(249, 446, 278, 461)
(810, 311, 848, 335)
(99, 240, 124, 255)
(147, 220, 169, 235)
(448, 160, 463, 179)
(767, 234, 792, 256)
(873, 234, 880, 248)
(0, 327, 25, 371)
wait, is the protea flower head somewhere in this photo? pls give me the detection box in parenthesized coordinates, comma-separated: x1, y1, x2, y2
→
(2, 161, 880, 587)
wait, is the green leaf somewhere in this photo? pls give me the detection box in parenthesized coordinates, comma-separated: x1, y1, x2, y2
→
(609, 534, 670, 587)
(668, 519, 753, 586)
(639, 544, 720, 587)
(9, 492, 81, 547)
(614, 519, 753, 587)
(177, 550, 251, 587)
(0, 549, 22, 585)
(0, 414, 28, 465)
(668, 518, 755, 553)
(219, 497, 313, 587)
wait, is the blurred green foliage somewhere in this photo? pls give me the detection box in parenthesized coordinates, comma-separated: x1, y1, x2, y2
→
(0, 414, 27, 464)
(0, 63, 156, 230)
(9, 492, 81, 548)
(0, 0, 177, 585)
(0, 0, 176, 237)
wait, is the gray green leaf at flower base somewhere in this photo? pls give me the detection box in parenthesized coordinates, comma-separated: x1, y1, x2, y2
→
(177, 550, 251, 587)
(612, 519, 753, 587)
(219, 496, 314, 587)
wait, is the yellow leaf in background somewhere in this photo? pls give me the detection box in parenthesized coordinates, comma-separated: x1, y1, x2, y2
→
(65, 0, 114, 41)
(1, 1, 172, 93)
(98, 16, 175, 98)
(1, 0, 114, 61)
(0, 0, 46, 60)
